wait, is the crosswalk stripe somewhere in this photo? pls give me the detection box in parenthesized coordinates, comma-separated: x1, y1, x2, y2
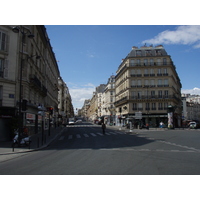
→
(68, 135, 73, 139)
(116, 132, 125, 134)
(109, 132, 117, 135)
(65, 131, 125, 140)
(76, 134, 81, 139)
(59, 136, 65, 140)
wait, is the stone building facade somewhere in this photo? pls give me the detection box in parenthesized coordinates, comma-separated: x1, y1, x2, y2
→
(0, 25, 61, 141)
(114, 45, 182, 127)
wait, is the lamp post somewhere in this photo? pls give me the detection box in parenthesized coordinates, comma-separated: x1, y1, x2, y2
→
(12, 26, 34, 146)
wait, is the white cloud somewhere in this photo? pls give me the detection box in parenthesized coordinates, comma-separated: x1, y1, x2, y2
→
(182, 87, 200, 95)
(69, 83, 96, 109)
(143, 25, 200, 48)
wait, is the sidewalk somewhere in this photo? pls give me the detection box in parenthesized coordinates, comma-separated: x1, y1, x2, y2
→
(0, 126, 65, 162)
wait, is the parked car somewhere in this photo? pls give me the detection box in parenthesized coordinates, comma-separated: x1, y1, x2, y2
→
(188, 121, 199, 129)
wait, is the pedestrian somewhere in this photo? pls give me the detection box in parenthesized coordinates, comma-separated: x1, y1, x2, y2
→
(102, 123, 106, 135)
(146, 123, 149, 130)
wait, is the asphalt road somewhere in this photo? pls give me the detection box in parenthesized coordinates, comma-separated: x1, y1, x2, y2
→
(1, 123, 200, 175)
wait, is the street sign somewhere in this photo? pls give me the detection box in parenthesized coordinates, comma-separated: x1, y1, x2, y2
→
(135, 112, 142, 119)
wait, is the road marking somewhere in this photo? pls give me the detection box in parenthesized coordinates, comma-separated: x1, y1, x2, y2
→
(90, 133, 97, 137)
(83, 134, 89, 137)
(59, 136, 65, 140)
(76, 134, 81, 139)
(68, 135, 73, 139)
(109, 132, 117, 135)
(116, 132, 125, 134)
(105, 132, 110, 135)
(96, 132, 103, 136)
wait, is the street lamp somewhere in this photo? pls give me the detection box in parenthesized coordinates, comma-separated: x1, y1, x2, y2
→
(12, 26, 34, 146)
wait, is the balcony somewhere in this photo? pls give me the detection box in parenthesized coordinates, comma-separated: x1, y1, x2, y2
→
(114, 97, 127, 106)
(30, 75, 47, 96)
(30, 74, 41, 90)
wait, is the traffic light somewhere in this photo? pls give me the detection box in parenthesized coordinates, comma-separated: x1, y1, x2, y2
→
(22, 100, 27, 111)
(48, 107, 53, 115)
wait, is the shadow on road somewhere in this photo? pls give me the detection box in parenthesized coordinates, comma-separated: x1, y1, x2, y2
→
(44, 126, 155, 151)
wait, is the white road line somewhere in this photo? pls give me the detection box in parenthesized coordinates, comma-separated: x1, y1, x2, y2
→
(105, 132, 110, 135)
(76, 134, 81, 139)
(109, 132, 117, 135)
(68, 135, 73, 139)
(90, 133, 97, 137)
(59, 136, 65, 140)
(96, 132, 103, 136)
(83, 134, 89, 137)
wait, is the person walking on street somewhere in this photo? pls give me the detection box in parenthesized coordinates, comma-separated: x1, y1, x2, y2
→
(102, 123, 106, 135)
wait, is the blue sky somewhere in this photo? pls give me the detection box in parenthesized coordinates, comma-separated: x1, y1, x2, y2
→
(45, 25, 200, 109)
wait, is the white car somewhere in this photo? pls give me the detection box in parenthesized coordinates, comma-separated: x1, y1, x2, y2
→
(188, 122, 197, 129)
(68, 120, 75, 125)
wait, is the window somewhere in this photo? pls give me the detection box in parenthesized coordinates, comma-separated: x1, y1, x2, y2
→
(131, 91, 136, 98)
(144, 69, 148, 75)
(131, 80, 136, 87)
(158, 90, 162, 98)
(130, 59, 135, 66)
(0, 58, 4, 78)
(144, 79, 149, 86)
(164, 79, 168, 86)
(152, 103, 156, 110)
(164, 102, 168, 109)
(164, 90, 168, 97)
(150, 79, 155, 86)
(137, 80, 142, 87)
(0, 58, 8, 78)
(137, 59, 141, 66)
(136, 50, 142, 56)
(151, 91, 155, 98)
(163, 58, 167, 65)
(158, 102, 163, 110)
(138, 103, 143, 110)
(133, 103, 137, 110)
(0, 31, 7, 51)
(131, 69, 136, 76)
(137, 69, 141, 76)
(163, 68, 168, 75)
(150, 59, 154, 66)
(137, 91, 142, 99)
(157, 68, 162, 75)
(144, 59, 148, 66)
(157, 58, 161, 65)
(0, 86, 2, 106)
(158, 79, 162, 86)
(145, 50, 152, 56)
(156, 50, 162, 56)
(146, 103, 150, 110)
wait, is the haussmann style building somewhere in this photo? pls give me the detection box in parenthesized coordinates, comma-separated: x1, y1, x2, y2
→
(114, 45, 182, 128)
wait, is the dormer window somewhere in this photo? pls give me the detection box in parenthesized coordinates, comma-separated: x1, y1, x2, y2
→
(136, 50, 142, 56)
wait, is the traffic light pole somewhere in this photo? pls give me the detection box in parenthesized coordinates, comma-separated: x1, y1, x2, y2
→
(48, 112, 51, 136)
